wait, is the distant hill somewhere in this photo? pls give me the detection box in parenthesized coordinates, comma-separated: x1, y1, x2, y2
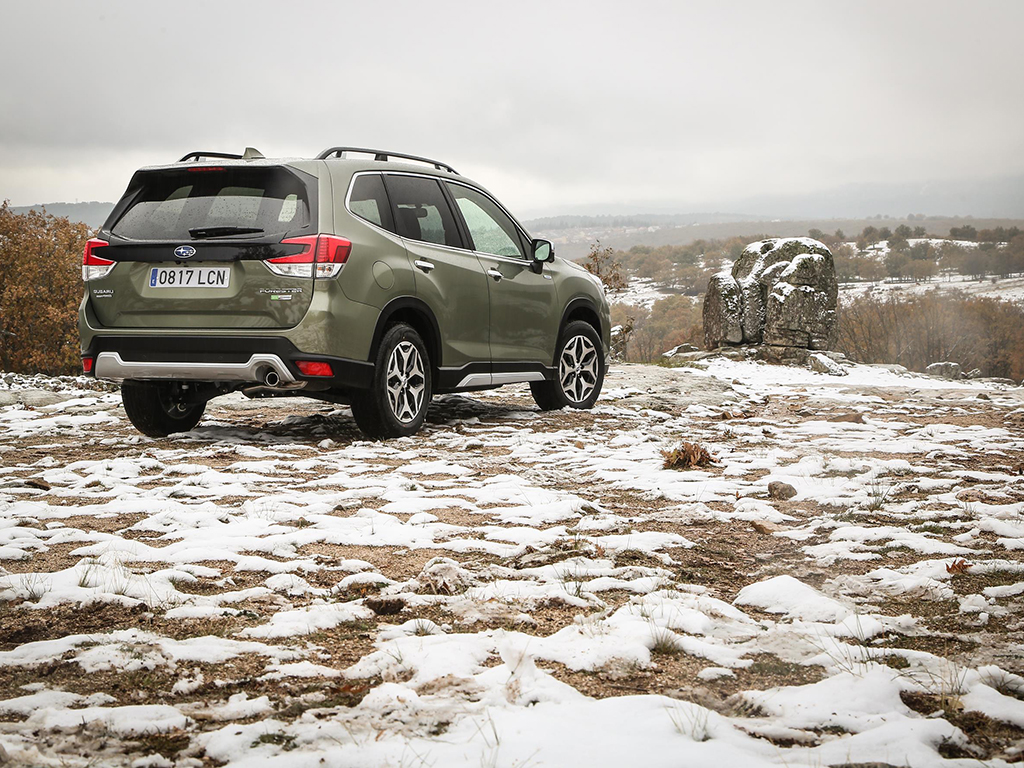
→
(10, 202, 113, 230)
(522, 212, 761, 231)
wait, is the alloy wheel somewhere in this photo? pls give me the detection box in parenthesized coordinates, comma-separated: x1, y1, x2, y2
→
(385, 341, 426, 423)
(558, 335, 598, 403)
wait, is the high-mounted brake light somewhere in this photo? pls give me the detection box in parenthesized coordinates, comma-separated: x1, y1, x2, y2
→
(82, 238, 114, 281)
(266, 235, 352, 278)
(296, 360, 334, 377)
(187, 166, 225, 172)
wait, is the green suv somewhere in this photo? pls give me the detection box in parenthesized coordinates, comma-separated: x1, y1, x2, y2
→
(79, 147, 610, 439)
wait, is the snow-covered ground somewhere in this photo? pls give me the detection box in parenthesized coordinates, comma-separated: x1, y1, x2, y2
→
(2, 362, 1024, 766)
(609, 276, 684, 308)
(840, 275, 1024, 301)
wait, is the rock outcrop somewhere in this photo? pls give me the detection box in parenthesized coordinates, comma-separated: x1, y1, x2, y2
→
(926, 361, 962, 380)
(703, 238, 838, 351)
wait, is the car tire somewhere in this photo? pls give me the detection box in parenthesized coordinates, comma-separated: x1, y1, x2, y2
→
(121, 381, 206, 437)
(351, 323, 432, 439)
(530, 320, 605, 411)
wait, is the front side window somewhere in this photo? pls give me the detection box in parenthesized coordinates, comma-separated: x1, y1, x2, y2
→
(447, 183, 525, 258)
(383, 175, 462, 248)
(349, 173, 395, 232)
(110, 167, 312, 241)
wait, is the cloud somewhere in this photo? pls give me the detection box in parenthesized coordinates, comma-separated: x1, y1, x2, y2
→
(3, 0, 1023, 214)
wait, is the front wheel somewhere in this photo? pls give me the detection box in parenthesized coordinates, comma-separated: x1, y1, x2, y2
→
(530, 320, 605, 411)
(350, 323, 432, 439)
(121, 381, 206, 437)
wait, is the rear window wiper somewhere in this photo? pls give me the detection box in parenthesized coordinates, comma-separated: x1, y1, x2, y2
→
(188, 226, 265, 239)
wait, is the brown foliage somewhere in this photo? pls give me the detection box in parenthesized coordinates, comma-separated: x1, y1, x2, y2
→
(0, 202, 90, 375)
(610, 295, 704, 363)
(580, 240, 628, 292)
(945, 558, 971, 575)
(836, 291, 1024, 381)
(662, 441, 716, 470)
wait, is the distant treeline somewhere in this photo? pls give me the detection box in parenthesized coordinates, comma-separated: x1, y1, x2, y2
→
(830, 224, 1024, 282)
(948, 225, 1022, 242)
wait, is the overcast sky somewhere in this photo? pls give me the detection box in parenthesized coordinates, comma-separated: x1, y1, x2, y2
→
(2, 0, 1023, 217)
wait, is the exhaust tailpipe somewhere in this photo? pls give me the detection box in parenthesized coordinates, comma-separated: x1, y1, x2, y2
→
(264, 370, 281, 388)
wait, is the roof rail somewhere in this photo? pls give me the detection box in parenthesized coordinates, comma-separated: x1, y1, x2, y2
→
(316, 146, 458, 174)
(179, 151, 244, 163)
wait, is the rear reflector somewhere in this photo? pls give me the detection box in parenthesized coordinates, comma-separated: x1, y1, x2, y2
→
(82, 357, 94, 374)
(296, 360, 333, 377)
(267, 235, 352, 278)
(82, 238, 114, 281)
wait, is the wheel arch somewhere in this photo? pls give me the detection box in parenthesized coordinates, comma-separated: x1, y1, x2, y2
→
(370, 297, 443, 372)
(559, 297, 602, 338)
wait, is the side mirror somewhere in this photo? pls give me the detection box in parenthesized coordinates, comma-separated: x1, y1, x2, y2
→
(531, 239, 554, 273)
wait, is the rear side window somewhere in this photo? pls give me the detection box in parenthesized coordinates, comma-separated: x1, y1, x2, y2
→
(383, 175, 462, 249)
(348, 174, 395, 232)
(110, 167, 312, 241)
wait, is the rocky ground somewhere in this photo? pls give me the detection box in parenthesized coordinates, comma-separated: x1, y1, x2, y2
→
(1, 359, 1023, 767)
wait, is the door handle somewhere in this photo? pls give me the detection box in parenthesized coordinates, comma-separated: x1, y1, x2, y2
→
(486, 268, 503, 282)
(414, 260, 435, 273)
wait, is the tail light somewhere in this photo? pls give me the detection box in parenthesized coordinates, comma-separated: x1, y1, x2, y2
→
(82, 238, 114, 281)
(267, 235, 351, 278)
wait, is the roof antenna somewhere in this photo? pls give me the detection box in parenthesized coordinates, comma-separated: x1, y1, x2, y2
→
(242, 147, 265, 160)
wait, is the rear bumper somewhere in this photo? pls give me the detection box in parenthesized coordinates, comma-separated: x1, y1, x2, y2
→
(83, 335, 374, 392)
(95, 351, 298, 384)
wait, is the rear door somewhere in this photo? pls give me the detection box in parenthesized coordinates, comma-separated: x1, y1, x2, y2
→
(91, 165, 319, 329)
(383, 174, 491, 367)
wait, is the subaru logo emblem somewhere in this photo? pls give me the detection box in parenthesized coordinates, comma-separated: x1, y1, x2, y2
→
(174, 245, 196, 259)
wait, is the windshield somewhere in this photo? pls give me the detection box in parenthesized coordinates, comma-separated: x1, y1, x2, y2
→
(110, 166, 313, 241)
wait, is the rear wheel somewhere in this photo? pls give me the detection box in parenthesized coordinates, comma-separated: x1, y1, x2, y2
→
(351, 323, 432, 439)
(530, 320, 605, 411)
(121, 381, 206, 437)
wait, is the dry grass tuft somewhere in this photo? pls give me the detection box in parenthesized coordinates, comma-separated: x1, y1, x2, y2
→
(662, 441, 717, 470)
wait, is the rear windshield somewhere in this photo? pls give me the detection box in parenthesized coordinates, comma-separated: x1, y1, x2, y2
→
(110, 167, 313, 241)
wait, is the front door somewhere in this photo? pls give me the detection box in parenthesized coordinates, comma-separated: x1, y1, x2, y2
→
(445, 182, 557, 368)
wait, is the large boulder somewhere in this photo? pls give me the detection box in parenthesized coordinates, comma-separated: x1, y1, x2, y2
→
(703, 238, 838, 350)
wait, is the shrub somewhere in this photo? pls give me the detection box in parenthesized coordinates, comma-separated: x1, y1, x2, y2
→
(0, 202, 90, 375)
(580, 240, 627, 292)
(837, 291, 1024, 381)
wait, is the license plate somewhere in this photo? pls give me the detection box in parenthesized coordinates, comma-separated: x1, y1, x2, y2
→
(149, 267, 230, 289)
